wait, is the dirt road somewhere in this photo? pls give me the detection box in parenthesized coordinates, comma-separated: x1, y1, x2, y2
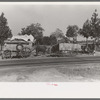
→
(0, 63, 100, 82)
(1, 56, 100, 67)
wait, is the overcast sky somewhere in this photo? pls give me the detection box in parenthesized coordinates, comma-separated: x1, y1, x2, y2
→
(0, 3, 100, 39)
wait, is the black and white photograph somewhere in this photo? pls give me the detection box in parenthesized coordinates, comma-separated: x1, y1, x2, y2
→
(0, 2, 100, 82)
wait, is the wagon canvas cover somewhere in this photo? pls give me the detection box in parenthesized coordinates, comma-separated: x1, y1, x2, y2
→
(3, 39, 32, 51)
(59, 43, 82, 51)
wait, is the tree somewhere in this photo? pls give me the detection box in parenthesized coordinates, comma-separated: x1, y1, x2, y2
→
(20, 23, 44, 45)
(0, 12, 12, 50)
(50, 28, 64, 40)
(91, 9, 100, 41)
(90, 9, 100, 50)
(42, 36, 51, 45)
(50, 28, 65, 44)
(66, 25, 79, 43)
(80, 19, 91, 47)
(50, 35, 57, 45)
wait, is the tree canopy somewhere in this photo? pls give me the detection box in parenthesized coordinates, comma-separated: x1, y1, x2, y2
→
(50, 35, 57, 45)
(50, 28, 65, 44)
(66, 25, 79, 42)
(50, 28, 64, 39)
(0, 12, 12, 47)
(80, 19, 91, 39)
(20, 23, 44, 44)
(90, 9, 100, 40)
(42, 36, 51, 45)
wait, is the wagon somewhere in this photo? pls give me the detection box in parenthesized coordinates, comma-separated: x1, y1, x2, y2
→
(2, 39, 33, 59)
(50, 43, 82, 57)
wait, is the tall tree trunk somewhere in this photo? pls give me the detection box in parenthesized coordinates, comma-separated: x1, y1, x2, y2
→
(73, 36, 77, 43)
(0, 44, 2, 51)
(94, 37, 97, 51)
(86, 38, 88, 52)
(86, 38, 88, 46)
(75, 36, 77, 43)
(68, 37, 70, 43)
(73, 37, 74, 43)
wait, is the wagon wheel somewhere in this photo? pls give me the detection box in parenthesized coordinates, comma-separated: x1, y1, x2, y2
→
(22, 47, 31, 58)
(2, 50, 12, 59)
(16, 44, 23, 51)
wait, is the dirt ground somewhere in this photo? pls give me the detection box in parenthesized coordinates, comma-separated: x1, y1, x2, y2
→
(0, 63, 100, 82)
